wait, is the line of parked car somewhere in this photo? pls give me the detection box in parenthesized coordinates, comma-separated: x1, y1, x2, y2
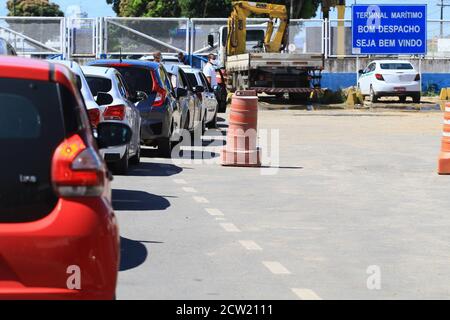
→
(0, 39, 227, 299)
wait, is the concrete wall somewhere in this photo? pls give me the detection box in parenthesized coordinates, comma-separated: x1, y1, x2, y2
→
(323, 58, 450, 92)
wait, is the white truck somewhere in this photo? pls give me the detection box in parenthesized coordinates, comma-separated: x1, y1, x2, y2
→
(208, 25, 324, 100)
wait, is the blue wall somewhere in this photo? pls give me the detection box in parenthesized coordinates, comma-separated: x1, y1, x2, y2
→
(322, 73, 450, 93)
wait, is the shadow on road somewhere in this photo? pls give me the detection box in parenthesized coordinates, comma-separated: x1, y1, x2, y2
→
(127, 162, 183, 177)
(112, 189, 171, 211)
(120, 237, 150, 271)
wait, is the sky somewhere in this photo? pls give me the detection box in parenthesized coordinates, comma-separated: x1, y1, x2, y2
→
(0, 0, 446, 19)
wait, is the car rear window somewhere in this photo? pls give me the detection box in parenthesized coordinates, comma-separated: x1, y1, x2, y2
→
(86, 76, 112, 96)
(380, 63, 413, 70)
(186, 73, 200, 89)
(113, 66, 153, 95)
(0, 78, 66, 223)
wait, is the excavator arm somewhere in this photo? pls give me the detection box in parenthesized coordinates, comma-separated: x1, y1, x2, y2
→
(227, 1, 288, 56)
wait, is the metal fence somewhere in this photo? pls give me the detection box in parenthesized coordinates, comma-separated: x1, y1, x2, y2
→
(2, 17, 450, 60)
(0, 17, 65, 56)
(103, 17, 189, 56)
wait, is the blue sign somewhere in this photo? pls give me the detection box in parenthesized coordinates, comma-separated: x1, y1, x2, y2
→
(352, 4, 427, 55)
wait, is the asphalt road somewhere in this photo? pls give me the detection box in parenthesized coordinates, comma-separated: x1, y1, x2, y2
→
(114, 106, 450, 300)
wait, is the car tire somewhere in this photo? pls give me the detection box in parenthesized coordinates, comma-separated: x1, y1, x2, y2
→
(114, 148, 129, 175)
(158, 137, 172, 158)
(399, 96, 407, 103)
(412, 94, 421, 104)
(207, 111, 217, 129)
(129, 144, 141, 165)
(370, 87, 378, 103)
(219, 100, 227, 113)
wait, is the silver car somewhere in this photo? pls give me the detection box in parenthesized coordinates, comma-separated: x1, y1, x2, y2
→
(82, 66, 142, 175)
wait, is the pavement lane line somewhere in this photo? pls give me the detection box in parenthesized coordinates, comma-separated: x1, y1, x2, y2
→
(173, 179, 187, 184)
(215, 218, 226, 221)
(205, 208, 224, 216)
(239, 240, 262, 251)
(193, 196, 209, 204)
(262, 261, 291, 275)
(182, 187, 198, 193)
(291, 288, 322, 300)
(220, 223, 241, 232)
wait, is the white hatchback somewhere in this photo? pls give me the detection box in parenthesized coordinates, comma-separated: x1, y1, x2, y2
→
(357, 60, 421, 103)
(82, 66, 142, 175)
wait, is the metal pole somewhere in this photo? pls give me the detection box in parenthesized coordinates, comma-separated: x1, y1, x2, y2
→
(441, 0, 444, 38)
(13, 0, 16, 16)
(290, 0, 294, 20)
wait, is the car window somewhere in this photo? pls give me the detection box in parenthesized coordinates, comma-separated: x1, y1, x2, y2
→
(86, 76, 112, 96)
(178, 70, 189, 90)
(186, 73, 200, 89)
(0, 78, 66, 223)
(115, 74, 127, 98)
(199, 72, 212, 91)
(111, 66, 153, 95)
(380, 63, 414, 70)
(161, 68, 174, 92)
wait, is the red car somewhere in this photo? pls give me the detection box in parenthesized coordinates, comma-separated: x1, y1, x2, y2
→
(0, 57, 131, 300)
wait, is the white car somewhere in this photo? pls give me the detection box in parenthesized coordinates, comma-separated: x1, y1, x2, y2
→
(82, 66, 142, 174)
(357, 60, 421, 103)
(180, 66, 219, 128)
(52, 60, 102, 130)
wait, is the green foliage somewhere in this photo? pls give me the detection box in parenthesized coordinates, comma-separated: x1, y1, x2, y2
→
(105, 0, 320, 19)
(6, 0, 64, 17)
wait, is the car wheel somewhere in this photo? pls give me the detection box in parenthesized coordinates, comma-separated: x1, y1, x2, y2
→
(412, 94, 421, 104)
(370, 87, 378, 103)
(207, 111, 217, 129)
(219, 100, 227, 113)
(201, 116, 206, 135)
(158, 137, 172, 158)
(399, 96, 407, 103)
(114, 147, 129, 175)
(129, 144, 141, 165)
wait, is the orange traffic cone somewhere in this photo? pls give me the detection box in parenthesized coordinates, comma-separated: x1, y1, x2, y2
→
(221, 90, 261, 167)
(438, 102, 450, 174)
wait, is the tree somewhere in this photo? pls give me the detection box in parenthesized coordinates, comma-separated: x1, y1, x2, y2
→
(105, 0, 321, 19)
(6, 0, 64, 17)
(106, 0, 181, 17)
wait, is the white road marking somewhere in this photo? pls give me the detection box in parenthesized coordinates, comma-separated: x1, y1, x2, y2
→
(220, 223, 241, 232)
(205, 208, 224, 216)
(291, 288, 322, 300)
(215, 218, 226, 221)
(262, 261, 291, 275)
(193, 196, 209, 204)
(239, 240, 262, 251)
(182, 187, 198, 193)
(173, 179, 187, 185)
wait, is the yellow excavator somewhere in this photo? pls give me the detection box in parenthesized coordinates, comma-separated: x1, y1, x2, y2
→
(224, 1, 324, 98)
(227, 1, 289, 56)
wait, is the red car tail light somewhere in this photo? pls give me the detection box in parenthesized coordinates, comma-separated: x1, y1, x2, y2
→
(150, 70, 167, 107)
(51, 134, 105, 197)
(375, 73, 385, 81)
(414, 73, 421, 81)
(87, 108, 100, 128)
(103, 105, 126, 121)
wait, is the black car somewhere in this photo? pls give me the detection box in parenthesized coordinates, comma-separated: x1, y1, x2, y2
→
(88, 59, 183, 157)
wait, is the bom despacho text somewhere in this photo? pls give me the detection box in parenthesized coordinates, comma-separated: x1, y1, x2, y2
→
(352, 5, 427, 54)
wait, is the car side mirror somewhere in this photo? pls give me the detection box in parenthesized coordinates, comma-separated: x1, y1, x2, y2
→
(208, 34, 214, 48)
(358, 69, 364, 75)
(176, 87, 188, 97)
(193, 85, 205, 93)
(96, 92, 113, 106)
(136, 91, 148, 101)
(96, 122, 132, 149)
